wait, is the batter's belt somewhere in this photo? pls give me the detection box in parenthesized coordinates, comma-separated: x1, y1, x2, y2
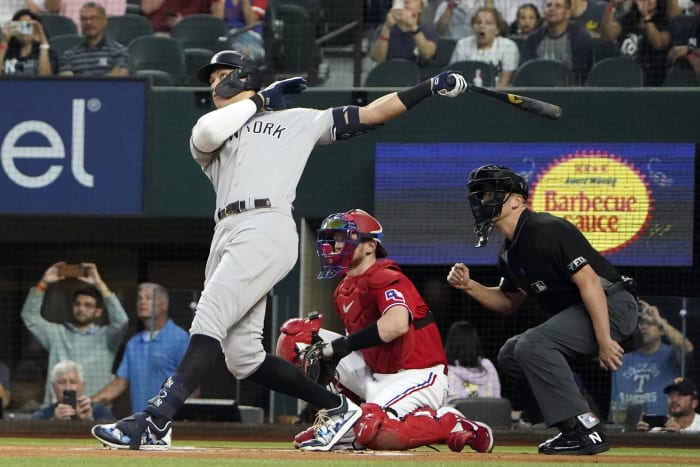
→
(217, 198, 271, 220)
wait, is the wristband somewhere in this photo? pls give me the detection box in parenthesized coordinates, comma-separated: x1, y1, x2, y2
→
(397, 80, 432, 109)
(379, 34, 389, 42)
(0, 43, 7, 50)
(345, 322, 384, 352)
(36, 281, 48, 292)
(249, 93, 263, 110)
(39, 44, 50, 50)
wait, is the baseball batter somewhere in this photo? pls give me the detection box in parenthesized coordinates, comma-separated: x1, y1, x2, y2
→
(278, 209, 493, 452)
(92, 50, 468, 451)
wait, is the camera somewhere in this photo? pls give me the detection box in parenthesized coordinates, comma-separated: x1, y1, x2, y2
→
(58, 263, 86, 278)
(62, 389, 77, 409)
(10, 21, 33, 35)
(642, 414, 667, 428)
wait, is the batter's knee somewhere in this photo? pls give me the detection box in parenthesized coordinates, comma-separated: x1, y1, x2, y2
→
(224, 345, 266, 379)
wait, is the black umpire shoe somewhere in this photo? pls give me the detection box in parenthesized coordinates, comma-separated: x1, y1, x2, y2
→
(538, 427, 609, 455)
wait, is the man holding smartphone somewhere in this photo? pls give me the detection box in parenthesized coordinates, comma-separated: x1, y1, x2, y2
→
(635, 377, 700, 433)
(32, 360, 115, 421)
(21, 261, 128, 406)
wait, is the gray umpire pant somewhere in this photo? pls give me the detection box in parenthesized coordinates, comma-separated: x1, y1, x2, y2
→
(497, 280, 639, 427)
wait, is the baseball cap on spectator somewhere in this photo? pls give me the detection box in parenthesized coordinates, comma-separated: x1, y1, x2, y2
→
(663, 377, 698, 398)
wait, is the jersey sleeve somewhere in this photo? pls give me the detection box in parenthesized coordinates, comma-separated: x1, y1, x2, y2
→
(540, 220, 594, 278)
(374, 279, 415, 319)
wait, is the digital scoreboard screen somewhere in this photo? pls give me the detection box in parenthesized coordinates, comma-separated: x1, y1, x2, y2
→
(375, 143, 695, 266)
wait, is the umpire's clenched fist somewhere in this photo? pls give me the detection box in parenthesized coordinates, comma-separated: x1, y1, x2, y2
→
(447, 263, 471, 290)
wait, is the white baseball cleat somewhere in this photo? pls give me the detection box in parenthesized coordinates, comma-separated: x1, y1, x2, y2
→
(299, 395, 362, 451)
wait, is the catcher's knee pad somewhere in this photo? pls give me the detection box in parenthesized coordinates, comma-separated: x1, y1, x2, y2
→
(354, 403, 388, 446)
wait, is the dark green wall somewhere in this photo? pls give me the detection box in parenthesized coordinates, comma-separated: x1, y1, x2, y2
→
(147, 88, 700, 219)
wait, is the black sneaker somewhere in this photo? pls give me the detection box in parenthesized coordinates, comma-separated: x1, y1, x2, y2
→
(538, 428, 609, 455)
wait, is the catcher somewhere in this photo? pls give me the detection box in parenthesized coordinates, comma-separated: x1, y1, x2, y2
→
(277, 209, 493, 452)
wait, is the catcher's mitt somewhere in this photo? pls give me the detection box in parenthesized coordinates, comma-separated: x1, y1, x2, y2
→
(299, 341, 338, 386)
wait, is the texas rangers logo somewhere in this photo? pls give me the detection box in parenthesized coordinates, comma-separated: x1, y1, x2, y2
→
(385, 289, 405, 302)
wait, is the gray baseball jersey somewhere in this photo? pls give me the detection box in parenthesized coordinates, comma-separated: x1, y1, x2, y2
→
(189, 105, 336, 378)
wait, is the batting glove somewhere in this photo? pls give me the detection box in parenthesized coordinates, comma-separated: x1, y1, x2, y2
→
(259, 77, 308, 111)
(431, 71, 468, 97)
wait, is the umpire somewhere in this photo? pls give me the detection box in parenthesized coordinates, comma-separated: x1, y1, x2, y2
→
(447, 165, 639, 455)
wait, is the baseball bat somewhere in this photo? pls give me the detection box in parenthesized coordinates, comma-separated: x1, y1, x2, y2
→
(469, 85, 562, 120)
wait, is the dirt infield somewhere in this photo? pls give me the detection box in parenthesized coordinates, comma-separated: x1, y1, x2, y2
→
(0, 444, 693, 464)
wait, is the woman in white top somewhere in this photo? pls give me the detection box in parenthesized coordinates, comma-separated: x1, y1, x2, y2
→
(448, 7, 520, 87)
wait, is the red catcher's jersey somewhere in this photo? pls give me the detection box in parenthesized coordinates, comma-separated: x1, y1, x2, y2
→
(333, 259, 447, 374)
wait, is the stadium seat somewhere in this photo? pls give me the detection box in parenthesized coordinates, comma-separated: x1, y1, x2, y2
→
(591, 37, 619, 63)
(585, 57, 643, 87)
(128, 35, 186, 85)
(39, 13, 78, 38)
(272, 3, 319, 76)
(135, 69, 175, 86)
(364, 59, 421, 87)
(170, 14, 229, 53)
(445, 60, 497, 87)
(421, 38, 457, 80)
(126, 0, 141, 14)
(106, 14, 153, 47)
(184, 48, 214, 86)
(512, 58, 570, 86)
(49, 33, 83, 60)
(663, 61, 700, 87)
(450, 397, 513, 429)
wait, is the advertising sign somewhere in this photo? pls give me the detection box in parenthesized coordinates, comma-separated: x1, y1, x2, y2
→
(0, 78, 147, 215)
(375, 143, 695, 266)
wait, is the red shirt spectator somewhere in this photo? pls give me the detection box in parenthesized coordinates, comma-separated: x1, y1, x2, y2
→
(141, 0, 222, 32)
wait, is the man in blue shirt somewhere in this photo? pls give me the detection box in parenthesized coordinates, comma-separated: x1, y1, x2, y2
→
(93, 283, 189, 413)
(610, 299, 694, 419)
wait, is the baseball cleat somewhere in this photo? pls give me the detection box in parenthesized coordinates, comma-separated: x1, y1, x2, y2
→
(538, 428, 609, 455)
(91, 412, 172, 450)
(299, 395, 362, 451)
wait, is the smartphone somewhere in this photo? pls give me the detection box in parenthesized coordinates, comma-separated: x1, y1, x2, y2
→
(11, 21, 33, 35)
(392, 0, 404, 9)
(642, 414, 667, 428)
(58, 263, 85, 278)
(62, 389, 77, 409)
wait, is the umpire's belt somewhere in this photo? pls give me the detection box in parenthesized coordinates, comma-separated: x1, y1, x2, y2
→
(604, 281, 625, 296)
(217, 198, 271, 220)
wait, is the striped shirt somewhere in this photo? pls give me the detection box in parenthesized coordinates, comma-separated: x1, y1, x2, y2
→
(59, 37, 129, 76)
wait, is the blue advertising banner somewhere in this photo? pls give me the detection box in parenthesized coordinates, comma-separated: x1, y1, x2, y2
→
(375, 143, 695, 267)
(0, 78, 146, 215)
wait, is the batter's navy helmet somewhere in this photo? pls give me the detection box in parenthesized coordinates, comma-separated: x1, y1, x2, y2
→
(197, 50, 262, 97)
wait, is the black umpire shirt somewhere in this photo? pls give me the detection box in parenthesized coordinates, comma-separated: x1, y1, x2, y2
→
(498, 209, 622, 315)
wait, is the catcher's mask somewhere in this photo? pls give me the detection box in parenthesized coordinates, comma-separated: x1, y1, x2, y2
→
(467, 165, 528, 248)
(316, 209, 387, 279)
(197, 50, 262, 99)
(275, 312, 324, 366)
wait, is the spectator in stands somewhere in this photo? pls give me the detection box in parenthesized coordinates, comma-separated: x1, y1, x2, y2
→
(434, 0, 485, 40)
(59, 2, 129, 76)
(0, 8, 58, 75)
(600, 0, 674, 85)
(509, 2, 543, 38)
(444, 321, 501, 400)
(610, 299, 694, 418)
(21, 261, 129, 405)
(42, 0, 126, 32)
(667, 0, 700, 77)
(496, 0, 546, 26)
(32, 360, 115, 421)
(522, 0, 593, 84)
(141, 0, 221, 33)
(370, 0, 439, 65)
(212, 0, 267, 65)
(448, 6, 520, 86)
(570, 0, 609, 37)
(0, 362, 10, 410)
(93, 283, 189, 413)
(635, 377, 700, 432)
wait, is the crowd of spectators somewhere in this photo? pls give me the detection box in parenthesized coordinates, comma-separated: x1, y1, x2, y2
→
(1, 0, 698, 85)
